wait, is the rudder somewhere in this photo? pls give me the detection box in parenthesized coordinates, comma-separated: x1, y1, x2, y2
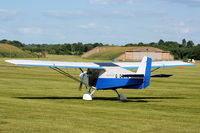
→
(136, 56, 152, 89)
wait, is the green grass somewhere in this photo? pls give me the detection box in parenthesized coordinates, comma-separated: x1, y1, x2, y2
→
(0, 55, 199, 133)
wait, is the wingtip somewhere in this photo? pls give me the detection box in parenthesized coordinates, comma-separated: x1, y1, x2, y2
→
(5, 59, 11, 63)
(5, 59, 16, 64)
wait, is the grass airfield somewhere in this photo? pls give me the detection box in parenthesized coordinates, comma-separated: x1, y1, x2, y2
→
(0, 55, 199, 133)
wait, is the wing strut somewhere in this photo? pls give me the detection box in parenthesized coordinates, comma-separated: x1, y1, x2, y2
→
(79, 68, 84, 73)
(50, 67, 90, 91)
(49, 67, 82, 83)
(151, 67, 160, 72)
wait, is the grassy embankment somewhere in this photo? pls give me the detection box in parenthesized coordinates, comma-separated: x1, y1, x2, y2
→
(85, 46, 138, 60)
(0, 55, 199, 133)
(0, 44, 36, 58)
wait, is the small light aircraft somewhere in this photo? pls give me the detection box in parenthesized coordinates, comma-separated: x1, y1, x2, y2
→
(5, 57, 194, 101)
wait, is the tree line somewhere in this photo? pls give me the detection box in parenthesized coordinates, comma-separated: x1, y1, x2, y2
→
(0, 39, 200, 60)
(0, 39, 105, 55)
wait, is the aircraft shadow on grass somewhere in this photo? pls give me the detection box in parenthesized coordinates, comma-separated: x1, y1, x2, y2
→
(14, 96, 187, 103)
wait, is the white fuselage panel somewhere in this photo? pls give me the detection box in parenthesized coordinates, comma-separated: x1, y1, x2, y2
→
(99, 67, 135, 78)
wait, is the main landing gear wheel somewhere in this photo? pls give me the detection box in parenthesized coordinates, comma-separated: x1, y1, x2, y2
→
(118, 93, 127, 101)
(114, 90, 127, 101)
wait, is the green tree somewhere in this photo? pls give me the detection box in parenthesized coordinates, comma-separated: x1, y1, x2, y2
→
(187, 40, 194, 48)
(158, 39, 165, 45)
(182, 39, 187, 47)
(138, 42, 144, 46)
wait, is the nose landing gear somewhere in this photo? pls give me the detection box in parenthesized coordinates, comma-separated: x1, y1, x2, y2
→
(83, 88, 96, 101)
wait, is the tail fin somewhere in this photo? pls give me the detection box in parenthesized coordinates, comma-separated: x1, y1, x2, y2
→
(136, 56, 152, 89)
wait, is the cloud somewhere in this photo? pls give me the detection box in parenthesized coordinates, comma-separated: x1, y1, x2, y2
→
(0, 10, 21, 20)
(146, 20, 192, 36)
(159, 0, 200, 7)
(42, 11, 87, 18)
(42, 9, 166, 20)
(180, 27, 190, 34)
(88, 0, 109, 5)
(87, 0, 199, 7)
(42, 9, 132, 19)
(79, 23, 112, 32)
(176, 21, 191, 34)
(80, 23, 97, 29)
(88, 0, 137, 5)
(0, 28, 7, 33)
(175, 21, 190, 34)
(18, 27, 43, 34)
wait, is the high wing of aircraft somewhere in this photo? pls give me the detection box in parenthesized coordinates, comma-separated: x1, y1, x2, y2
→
(5, 57, 195, 101)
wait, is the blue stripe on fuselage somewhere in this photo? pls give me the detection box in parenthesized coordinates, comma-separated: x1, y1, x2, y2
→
(96, 78, 143, 90)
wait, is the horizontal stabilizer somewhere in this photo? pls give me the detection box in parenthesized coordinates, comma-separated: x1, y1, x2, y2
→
(151, 74, 173, 78)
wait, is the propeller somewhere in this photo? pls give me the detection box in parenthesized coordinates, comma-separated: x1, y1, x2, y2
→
(79, 68, 88, 91)
(79, 77, 88, 91)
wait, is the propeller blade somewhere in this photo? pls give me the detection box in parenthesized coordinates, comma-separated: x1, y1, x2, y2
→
(79, 82, 83, 91)
(85, 85, 88, 89)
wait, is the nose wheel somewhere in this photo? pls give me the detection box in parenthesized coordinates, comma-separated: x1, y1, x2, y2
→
(83, 88, 96, 101)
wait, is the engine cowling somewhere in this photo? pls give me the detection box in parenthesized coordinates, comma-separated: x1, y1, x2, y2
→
(79, 72, 89, 86)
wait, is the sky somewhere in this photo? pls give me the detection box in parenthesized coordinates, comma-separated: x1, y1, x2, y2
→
(0, 0, 200, 45)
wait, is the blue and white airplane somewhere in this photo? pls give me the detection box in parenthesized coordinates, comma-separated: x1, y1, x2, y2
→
(5, 57, 194, 101)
